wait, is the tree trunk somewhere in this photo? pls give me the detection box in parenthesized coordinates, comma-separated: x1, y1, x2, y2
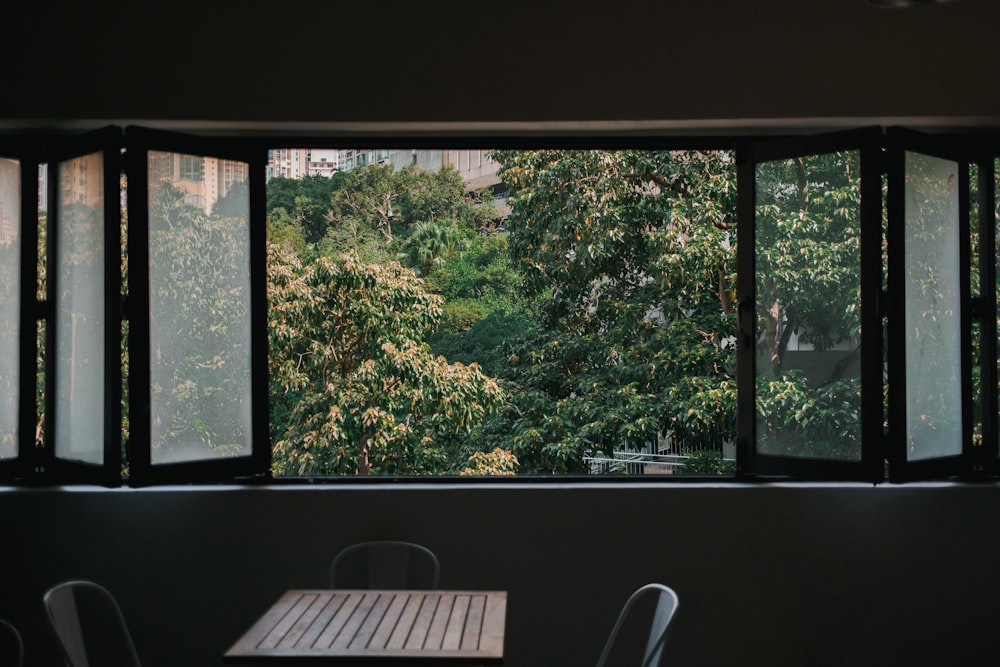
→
(718, 269, 734, 315)
(357, 433, 370, 475)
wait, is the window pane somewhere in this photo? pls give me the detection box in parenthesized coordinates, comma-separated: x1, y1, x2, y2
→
(904, 151, 962, 461)
(755, 151, 862, 461)
(55, 153, 104, 463)
(0, 158, 19, 460)
(147, 152, 252, 464)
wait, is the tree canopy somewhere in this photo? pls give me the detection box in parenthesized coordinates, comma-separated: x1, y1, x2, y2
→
(262, 148, 867, 476)
(467, 150, 739, 473)
(268, 246, 504, 475)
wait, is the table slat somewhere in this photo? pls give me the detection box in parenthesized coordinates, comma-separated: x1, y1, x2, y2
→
(441, 594, 470, 650)
(479, 592, 508, 657)
(348, 592, 394, 649)
(461, 595, 486, 650)
(225, 590, 506, 663)
(424, 592, 455, 649)
(277, 591, 333, 649)
(315, 592, 363, 648)
(331, 592, 378, 649)
(296, 593, 348, 649)
(404, 593, 441, 650)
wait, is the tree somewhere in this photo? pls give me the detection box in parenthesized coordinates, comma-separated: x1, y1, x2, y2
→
(268, 245, 506, 475)
(472, 149, 740, 472)
(753, 151, 863, 460)
(267, 174, 343, 243)
(325, 163, 498, 253)
(212, 180, 249, 218)
(327, 164, 398, 242)
(402, 219, 472, 276)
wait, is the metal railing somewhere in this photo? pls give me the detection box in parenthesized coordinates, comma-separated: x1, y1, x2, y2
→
(584, 438, 736, 475)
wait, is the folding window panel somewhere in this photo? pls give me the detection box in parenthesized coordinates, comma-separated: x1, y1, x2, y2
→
(125, 127, 268, 485)
(737, 128, 884, 481)
(969, 145, 998, 475)
(41, 127, 123, 485)
(0, 144, 37, 481)
(885, 129, 974, 481)
(987, 154, 1000, 472)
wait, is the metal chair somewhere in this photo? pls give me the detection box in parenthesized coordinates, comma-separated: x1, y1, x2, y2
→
(330, 540, 440, 589)
(0, 618, 24, 667)
(43, 580, 142, 667)
(596, 583, 679, 667)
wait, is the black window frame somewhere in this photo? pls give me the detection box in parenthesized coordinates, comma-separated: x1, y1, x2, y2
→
(0, 127, 125, 485)
(0, 126, 998, 485)
(978, 145, 999, 476)
(735, 127, 885, 482)
(123, 126, 270, 487)
(884, 127, 975, 482)
(0, 137, 40, 483)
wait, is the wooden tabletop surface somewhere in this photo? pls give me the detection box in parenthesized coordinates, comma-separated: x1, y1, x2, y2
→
(224, 589, 507, 663)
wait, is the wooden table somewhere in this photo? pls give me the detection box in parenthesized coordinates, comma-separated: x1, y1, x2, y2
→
(224, 589, 507, 664)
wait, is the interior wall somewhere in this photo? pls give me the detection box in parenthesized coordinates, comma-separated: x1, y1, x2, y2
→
(2, 0, 999, 130)
(3, 484, 1000, 666)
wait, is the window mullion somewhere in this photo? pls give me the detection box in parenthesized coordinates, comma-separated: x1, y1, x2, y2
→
(979, 157, 998, 469)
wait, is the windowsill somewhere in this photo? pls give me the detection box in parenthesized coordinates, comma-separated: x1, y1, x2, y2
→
(0, 478, 981, 493)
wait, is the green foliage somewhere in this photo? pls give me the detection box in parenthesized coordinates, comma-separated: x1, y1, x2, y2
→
(471, 150, 740, 473)
(266, 207, 306, 254)
(681, 450, 735, 474)
(328, 164, 398, 241)
(267, 245, 504, 475)
(402, 219, 473, 275)
(754, 152, 864, 460)
(756, 374, 861, 460)
(261, 148, 866, 476)
(431, 311, 531, 378)
(460, 447, 519, 475)
(267, 174, 343, 243)
(212, 180, 249, 218)
(437, 299, 489, 336)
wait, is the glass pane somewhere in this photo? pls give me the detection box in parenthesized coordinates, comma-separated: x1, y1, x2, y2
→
(148, 151, 251, 464)
(0, 158, 19, 460)
(904, 151, 962, 461)
(55, 153, 105, 464)
(755, 151, 862, 461)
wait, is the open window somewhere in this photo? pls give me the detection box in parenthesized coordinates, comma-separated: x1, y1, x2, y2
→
(737, 128, 884, 481)
(1, 125, 997, 485)
(0, 140, 34, 481)
(30, 127, 125, 485)
(124, 127, 268, 485)
(884, 128, 974, 481)
(737, 127, 989, 482)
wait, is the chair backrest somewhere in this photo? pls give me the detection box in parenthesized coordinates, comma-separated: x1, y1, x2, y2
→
(0, 618, 24, 667)
(43, 580, 142, 667)
(596, 584, 679, 667)
(330, 541, 440, 589)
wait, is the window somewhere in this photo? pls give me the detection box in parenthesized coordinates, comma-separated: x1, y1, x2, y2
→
(179, 154, 203, 182)
(124, 128, 268, 485)
(0, 158, 19, 464)
(0, 127, 997, 485)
